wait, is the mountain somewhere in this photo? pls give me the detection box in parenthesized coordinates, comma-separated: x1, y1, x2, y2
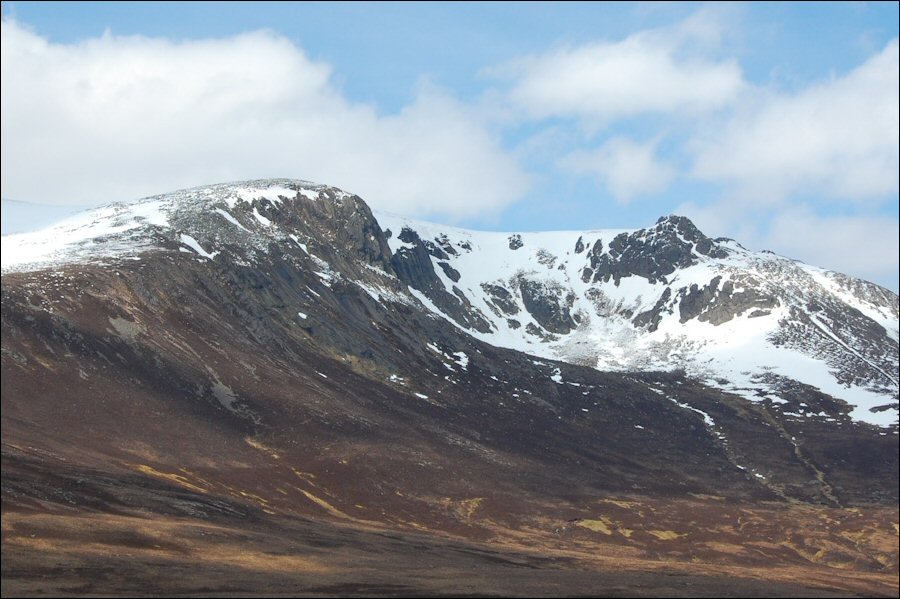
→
(376, 212, 898, 427)
(2, 179, 898, 597)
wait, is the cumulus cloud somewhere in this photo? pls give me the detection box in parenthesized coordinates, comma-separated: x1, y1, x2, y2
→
(691, 40, 899, 202)
(558, 137, 675, 203)
(0, 18, 527, 219)
(493, 15, 744, 124)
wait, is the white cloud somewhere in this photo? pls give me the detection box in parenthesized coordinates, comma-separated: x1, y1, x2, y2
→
(691, 39, 899, 202)
(0, 19, 528, 219)
(558, 137, 675, 203)
(494, 16, 744, 124)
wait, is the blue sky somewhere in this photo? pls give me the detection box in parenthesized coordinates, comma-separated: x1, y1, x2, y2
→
(2, 2, 898, 290)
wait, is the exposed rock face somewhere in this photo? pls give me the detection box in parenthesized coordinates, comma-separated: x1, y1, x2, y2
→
(390, 226, 493, 333)
(482, 283, 520, 316)
(678, 277, 779, 325)
(280, 188, 395, 271)
(437, 261, 461, 282)
(633, 287, 673, 332)
(518, 278, 577, 334)
(582, 215, 732, 285)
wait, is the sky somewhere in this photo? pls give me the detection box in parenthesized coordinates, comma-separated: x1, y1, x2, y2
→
(1, 1, 898, 291)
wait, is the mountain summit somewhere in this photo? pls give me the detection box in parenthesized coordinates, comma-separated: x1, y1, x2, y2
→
(2, 179, 898, 596)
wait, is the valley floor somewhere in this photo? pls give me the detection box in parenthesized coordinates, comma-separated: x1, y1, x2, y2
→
(3, 447, 897, 599)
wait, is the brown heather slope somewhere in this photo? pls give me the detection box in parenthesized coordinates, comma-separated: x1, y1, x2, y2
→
(2, 187, 897, 596)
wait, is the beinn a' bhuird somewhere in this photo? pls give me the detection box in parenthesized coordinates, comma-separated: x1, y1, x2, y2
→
(2, 180, 897, 597)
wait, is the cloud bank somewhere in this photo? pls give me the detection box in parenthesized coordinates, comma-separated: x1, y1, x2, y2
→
(691, 40, 899, 203)
(0, 19, 527, 220)
(496, 12, 743, 125)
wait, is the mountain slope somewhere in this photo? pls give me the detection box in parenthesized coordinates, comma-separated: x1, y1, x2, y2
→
(2, 179, 898, 596)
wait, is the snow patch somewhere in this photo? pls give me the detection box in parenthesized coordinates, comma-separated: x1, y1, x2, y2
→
(550, 368, 563, 384)
(452, 351, 469, 370)
(252, 207, 272, 227)
(238, 186, 297, 205)
(289, 234, 309, 253)
(179, 234, 218, 259)
(355, 281, 413, 306)
(214, 208, 249, 232)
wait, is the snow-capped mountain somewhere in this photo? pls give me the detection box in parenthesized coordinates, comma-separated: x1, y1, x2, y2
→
(3, 179, 897, 429)
(4, 179, 898, 595)
(378, 213, 899, 427)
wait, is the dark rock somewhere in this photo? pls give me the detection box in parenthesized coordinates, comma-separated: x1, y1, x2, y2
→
(437, 262, 461, 282)
(679, 278, 722, 324)
(536, 249, 557, 268)
(679, 276, 779, 325)
(518, 279, 576, 334)
(398, 227, 418, 244)
(391, 228, 492, 333)
(481, 284, 519, 315)
(633, 287, 673, 332)
(587, 215, 731, 285)
(424, 240, 450, 261)
(435, 234, 458, 256)
(524, 322, 557, 341)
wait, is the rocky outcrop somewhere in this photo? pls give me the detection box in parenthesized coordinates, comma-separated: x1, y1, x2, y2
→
(518, 279, 576, 334)
(482, 283, 520, 316)
(437, 261, 461, 282)
(391, 227, 493, 333)
(633, 287, 673, 332)
(678, 277, 779, 325)
(582, 216, 731, 285)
